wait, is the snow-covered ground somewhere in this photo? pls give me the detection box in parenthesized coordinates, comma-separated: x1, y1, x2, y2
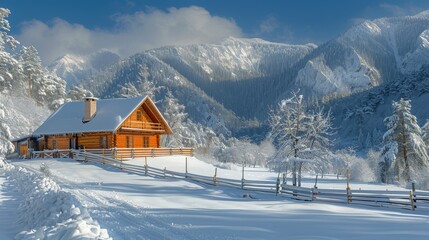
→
(1, 156, 429, 239)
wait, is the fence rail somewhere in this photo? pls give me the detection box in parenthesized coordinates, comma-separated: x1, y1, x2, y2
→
(68, 150, 429, 211)
(29, 147, 193, 160)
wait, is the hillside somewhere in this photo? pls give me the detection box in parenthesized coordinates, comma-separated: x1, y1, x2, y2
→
(48, 49, 120, 88)
(49, 11, 429, 150)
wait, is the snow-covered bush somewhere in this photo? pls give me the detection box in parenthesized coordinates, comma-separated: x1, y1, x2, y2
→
(331, 148, 376, 182)
(349, 156, 376, 182)
(3, 164, 110, 239)
(415, 176, 429, 191)
(213, 139, 274, 167)
(39, 162, 51, 177)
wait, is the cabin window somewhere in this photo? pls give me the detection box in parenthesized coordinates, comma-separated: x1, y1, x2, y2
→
(70, 138, 77, 149)
(143, 136, 149, 148)
(126, 136, 133, 148)
(100, 136, 107, 148)
(52, 137, 56, 149)
(137, 110, 142, 121)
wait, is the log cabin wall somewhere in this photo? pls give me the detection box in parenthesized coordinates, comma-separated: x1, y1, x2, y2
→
(77, 133, 113, 149)
(116, 133, 159, 148)
(46, 136, 69, 149)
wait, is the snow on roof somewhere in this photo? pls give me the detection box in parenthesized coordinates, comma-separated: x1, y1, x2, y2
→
(10, 135, 33, 142)
(33, 96, 146, 135)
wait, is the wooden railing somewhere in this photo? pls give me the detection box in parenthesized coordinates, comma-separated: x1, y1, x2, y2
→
(28, 148, 193, 160)
(82, 148, 193, 159)
(121, 120, 163, 131)
(31, 149, 73, 159)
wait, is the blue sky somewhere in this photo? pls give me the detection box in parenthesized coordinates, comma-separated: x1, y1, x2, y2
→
(2, 0, 429, 63)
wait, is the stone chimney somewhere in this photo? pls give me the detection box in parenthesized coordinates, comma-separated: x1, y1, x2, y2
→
(83, 97, 97, 123)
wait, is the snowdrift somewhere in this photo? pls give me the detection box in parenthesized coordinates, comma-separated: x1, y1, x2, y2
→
(1, 161, 110, 239)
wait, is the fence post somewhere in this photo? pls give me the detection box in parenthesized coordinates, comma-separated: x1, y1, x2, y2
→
(102, 148, 104, 157)
(276, 173, 280, 196)
(410, 191, 416, 210)
(312, 188, 318, 201)
(185, 157, 188, 178)
(314, 174, 318, 189)
(151, 148, 154, 157)
(84, 147, 87, 162)
(283, 172, 287, 185)
(411, 182, 416, 210)
(163, 167, 166, 178)
(214, 168, 218, 186)
(114, 147, 117, 159)
(241, 161, 245, 189)
(346, 168, 352, 203)
(131, 148, 134, 159)
(145, 157, 148, 175)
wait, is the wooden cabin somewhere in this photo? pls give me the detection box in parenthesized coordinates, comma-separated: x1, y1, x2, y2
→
(13, 96, 173, 157)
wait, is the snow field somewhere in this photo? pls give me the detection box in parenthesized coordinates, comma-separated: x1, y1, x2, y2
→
(10, 157, 429, 240)
(0, 159, 110, 240)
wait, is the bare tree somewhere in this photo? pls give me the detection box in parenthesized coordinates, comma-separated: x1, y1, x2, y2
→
(269, 92, 334, 186)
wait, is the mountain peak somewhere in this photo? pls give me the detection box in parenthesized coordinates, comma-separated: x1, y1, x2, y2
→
(48, 50, 121, 87)
(414, 9, 429, 19)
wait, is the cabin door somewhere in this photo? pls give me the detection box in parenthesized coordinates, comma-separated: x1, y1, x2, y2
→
(70, 138, 77, 149)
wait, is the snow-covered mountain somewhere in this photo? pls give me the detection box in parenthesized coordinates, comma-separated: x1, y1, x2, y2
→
(294, 10, 429, 98)
(49, 11, 429, 150)
(75, 38, 315, 127)
(148, 37, 316, 82)
(48, 49, 120, 87)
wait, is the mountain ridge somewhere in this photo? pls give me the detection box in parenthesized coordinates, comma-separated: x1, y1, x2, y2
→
(49, 11, 429, 150)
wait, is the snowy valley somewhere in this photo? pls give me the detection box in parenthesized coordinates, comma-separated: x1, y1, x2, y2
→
(2, 5, 429, 240)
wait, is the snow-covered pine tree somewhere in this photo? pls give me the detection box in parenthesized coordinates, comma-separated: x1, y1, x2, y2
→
(117, 82, 139, 98)
(19, 46, 44, 97)
(138, 63, 162, 101)
(357, 129, 364, 148)
(17, 46, 66, 109)
(0, 8, 20, 94)
(422, 120, 429, 148)
(161, 90, 188, 147)
(365, 132, 372, 149)
(0, 8, 19, 50)
(67, 84, 94, 101)
(378, 98, 429, 183)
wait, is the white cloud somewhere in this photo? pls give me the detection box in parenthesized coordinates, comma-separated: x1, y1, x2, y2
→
(16, 6, 243, 63)
(258, 16, 278, 34)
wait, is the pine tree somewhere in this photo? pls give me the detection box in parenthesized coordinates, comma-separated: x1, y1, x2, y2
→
(378, 98, 429, 183)
(161, 90, 188, 147)
(117, 83, 139, 98)
(422, 120, 429, 148)
(67, 84, 94, 101)
(18, 46, 44, 97)
(0, 8, 19, 50)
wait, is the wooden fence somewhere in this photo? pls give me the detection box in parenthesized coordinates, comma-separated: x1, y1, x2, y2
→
(30, 147, 193, 160)
(70, 150, 429, 211)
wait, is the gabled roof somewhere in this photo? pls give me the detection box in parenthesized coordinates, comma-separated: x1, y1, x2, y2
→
(32, 96, 172, 135)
